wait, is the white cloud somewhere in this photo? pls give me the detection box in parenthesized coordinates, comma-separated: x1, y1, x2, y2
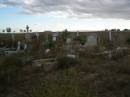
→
(24, 0, 34, 5)
(0, 3, 7, 8)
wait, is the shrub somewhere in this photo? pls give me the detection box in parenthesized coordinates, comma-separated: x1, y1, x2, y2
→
(0, 54, 24, 95)
(111, 50, 128, 60)
(56, 56, 79, 69)
(74, 36, 86, 45)
(79, 47, 98, 58)
(0, 54, 23, 77)
(126, 38, 130, 44)
(43, 41, 55, 49)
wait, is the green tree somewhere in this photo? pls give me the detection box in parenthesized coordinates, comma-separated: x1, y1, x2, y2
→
(6, 27, 11, 33)
(2, 30, 5, 33)
(20, 29, 23, 32)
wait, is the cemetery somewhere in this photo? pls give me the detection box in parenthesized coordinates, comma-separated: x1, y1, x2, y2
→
(0, 29, 130, 57)
(1, 0, 130, 96)
(1, 29, 130, 97)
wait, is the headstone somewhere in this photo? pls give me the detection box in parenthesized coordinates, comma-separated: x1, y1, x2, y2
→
(66, 38, 71, 44)
(67, 54, 76, 59)
(32, 60, 42, 67)
(17, 41, 21, 51)
(35, 33, 39, 39)
(45, 49, 50, 54)
(52, 32, 58, 41)
(52, 36, 56, 41)
(25, 33, 31, 41)
(27, 43, 32, 53)
(86, 35, 97, 46)
(24, 43, 27, 50)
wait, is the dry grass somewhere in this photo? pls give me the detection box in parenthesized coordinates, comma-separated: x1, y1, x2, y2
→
(1, 49, 130, 97)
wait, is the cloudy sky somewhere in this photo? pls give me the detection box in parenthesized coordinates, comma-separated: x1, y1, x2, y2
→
(0, 0, 130, 32)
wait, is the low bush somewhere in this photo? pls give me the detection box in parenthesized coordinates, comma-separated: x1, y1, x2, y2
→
(126, 38, 130, 44)
(43, 41, 55, 49)
(79, 47, 98, 58)
(111, 50, 128, 60)
(56, 56, 79, 69)
(0, 54, 24, 95)
(74, 36, 86, 45)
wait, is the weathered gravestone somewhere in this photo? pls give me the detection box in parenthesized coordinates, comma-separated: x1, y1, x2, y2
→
(66, 38, 72, 44)
(86, 34, 97, 46)
(52, 32, 58, 41)
(35, 32, 39, 39)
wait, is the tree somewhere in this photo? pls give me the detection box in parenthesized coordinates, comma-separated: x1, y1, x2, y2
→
(24, 30, 26, 33)
(124, 29, 129, 32)
(20, 29, 23, 33)
(6, 27, 11, 33)
(117, 29, 120, 32)
(111, 29, 116, 32)
(30, 29, 32, 32)
(26, 25, 29, 33)
(2, 30, 5, 33)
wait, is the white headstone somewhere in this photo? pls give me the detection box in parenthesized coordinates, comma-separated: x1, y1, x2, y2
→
(53, 32, 58, 37)
(66, 38, 71, 44)
(67, 54, 76, 59)
(36, 33, 39, 39)
(17, 41, 21, 51)
(25, 33, 31, 41)
(52, 32, 58, 41)
(53, 36, 57, 41)
(24, 44, 27, 50)
(45, 49, 50, 54)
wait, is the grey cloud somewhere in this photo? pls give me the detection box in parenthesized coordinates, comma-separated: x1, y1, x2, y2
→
(0, 0, 21, 6)
(1, 0, 130, 19)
